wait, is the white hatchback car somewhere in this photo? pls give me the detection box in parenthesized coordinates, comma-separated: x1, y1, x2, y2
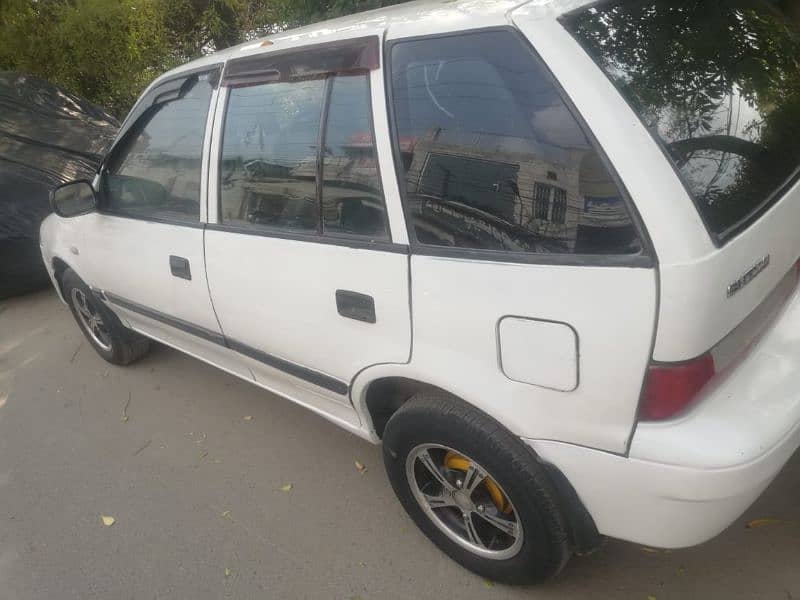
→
(41, 0, 800, 584)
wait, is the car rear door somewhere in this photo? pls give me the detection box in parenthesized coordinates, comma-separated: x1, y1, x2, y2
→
(204, 36, 411, 410)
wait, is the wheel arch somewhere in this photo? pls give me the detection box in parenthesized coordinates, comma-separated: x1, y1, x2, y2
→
(353, 367, 602, 555)
(50, 256, 74, 302)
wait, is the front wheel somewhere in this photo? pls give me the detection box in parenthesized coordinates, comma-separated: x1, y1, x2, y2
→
(382, 391, 571, 584)
(62, 268, 150, 365)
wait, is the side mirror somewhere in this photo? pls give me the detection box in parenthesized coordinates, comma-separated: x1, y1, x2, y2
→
(50, 180, 97, 217)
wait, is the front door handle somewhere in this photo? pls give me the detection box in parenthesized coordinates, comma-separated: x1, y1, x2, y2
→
(169, 255, 191, 280)
(336, 290, 375, 323)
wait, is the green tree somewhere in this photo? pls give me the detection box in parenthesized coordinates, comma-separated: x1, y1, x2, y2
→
(0, 0, 176, 117)
(0, 0, 404, 118)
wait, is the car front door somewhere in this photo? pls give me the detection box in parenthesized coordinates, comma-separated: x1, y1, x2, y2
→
(204, 37, 411, 414)
(79, 68, 238, 370)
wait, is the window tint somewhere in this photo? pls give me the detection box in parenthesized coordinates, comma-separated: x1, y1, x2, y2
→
(220, 79, 324, 232)
(104, 73, 214, 221)
(389, 30, 642, 255)
(565, 0, 800, 240)
(322, 75, 388, 239)
(220, 73, 388, 240)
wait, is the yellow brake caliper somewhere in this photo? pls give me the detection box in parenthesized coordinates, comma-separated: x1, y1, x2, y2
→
(444, 451, 513, 514)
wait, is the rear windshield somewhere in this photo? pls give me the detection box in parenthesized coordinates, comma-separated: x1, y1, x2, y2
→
(564, 0, 800, 241)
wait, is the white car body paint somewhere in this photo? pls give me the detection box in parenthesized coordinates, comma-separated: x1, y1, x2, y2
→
(39, 0, 800, 552)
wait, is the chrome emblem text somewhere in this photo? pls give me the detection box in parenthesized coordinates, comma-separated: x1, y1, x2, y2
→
(727, 255, 770, 298)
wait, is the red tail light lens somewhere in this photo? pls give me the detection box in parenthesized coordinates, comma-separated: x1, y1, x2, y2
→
(640, 353, 716, 421)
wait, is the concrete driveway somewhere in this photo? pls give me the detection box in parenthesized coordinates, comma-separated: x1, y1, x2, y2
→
(1, 290, 798, 600)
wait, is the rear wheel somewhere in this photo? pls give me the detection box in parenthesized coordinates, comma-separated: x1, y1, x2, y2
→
(62, 268, 150, 365)
(382, 391, 571, 584)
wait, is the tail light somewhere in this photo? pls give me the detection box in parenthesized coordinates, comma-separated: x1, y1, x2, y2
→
(639, 354, 715, 421)
(640, 258, 800, 422)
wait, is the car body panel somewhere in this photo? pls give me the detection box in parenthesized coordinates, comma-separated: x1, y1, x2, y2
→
(38, 0, 800, 552)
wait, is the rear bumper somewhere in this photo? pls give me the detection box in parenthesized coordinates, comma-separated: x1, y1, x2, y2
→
(526, 282, 800, 548)
(525, 422, 799, 548)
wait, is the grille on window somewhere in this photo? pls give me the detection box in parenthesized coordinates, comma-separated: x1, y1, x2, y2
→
(552, 187, 567, 224)
(534, 182, 551, 221)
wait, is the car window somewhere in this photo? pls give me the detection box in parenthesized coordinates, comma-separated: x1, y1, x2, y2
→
(104, 73, 215, 221)
(564, 0, 800, 241)
(220, 73, 388, 240)
(220, 79, 324, 232)
(389, 30, 642, 256)
(321, 75, 388, 240)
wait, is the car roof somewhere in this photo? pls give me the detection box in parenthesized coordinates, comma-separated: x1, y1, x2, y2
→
(151, 0, 595, 84)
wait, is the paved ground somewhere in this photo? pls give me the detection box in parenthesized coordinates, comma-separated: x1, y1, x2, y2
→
(0, 290, 798, 600)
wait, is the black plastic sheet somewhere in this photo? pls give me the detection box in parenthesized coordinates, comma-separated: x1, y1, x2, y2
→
(0, 72, 119, 298)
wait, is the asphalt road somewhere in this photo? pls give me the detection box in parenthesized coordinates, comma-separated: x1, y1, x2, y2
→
(1, 289, 798, 600)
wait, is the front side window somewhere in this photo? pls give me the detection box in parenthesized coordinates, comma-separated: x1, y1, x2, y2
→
(389, 29, 642, 255)
(104, 73, 215, 221)
(565, 0, 800, 240)
(219, 72, 388, 239)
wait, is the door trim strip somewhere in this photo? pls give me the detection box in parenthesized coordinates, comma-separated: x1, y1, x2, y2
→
(102, 291, 349, 395)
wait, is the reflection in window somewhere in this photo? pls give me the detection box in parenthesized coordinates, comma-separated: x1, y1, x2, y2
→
(321, 75, 388, 239)
(390, 30, 641, 255)
(220, 79, 324, 232)
(566, 0, 800, 238)
(533, 183, 551, 221)
(104, 73, 215, 221)
(552, 188, 567, 225)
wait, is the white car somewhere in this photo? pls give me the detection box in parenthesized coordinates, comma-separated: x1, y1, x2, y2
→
(40, 0, 800, 584)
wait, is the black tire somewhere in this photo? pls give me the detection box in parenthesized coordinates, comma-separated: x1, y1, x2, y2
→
(382, 391, 571, 585)
(61, 268, 150, 365)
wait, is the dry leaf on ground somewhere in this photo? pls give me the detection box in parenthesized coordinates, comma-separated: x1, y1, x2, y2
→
(100, 515, 115, 527)
(746, 518, 782, 529)
(355, 461, 367, 474)
(280, 483, 293, 492)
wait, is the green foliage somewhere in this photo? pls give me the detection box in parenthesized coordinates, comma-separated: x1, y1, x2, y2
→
(0, 0, 403, 118)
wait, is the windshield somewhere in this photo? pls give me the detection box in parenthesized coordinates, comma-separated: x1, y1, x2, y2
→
(564, 0, 800, 241)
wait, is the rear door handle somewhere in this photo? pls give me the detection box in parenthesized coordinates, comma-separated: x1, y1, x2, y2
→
(169, 255, 191, 280)
(336, 290, 375, 323)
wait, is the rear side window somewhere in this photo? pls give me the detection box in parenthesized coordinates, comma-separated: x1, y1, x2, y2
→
(219, 73, 388, 240)
(321, 75, 386, 239)
(388, 29, 642, 256)
(104, 73, 215, 222)
(220, 79, 324, 233)
(564, 0, 800, 241)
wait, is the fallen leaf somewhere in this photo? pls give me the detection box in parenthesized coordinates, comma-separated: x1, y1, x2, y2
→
(221, 510, 232, 519)
(121, 392, 131, 423)
(224, 567, 232, 578)
(648, 595, 657, 600)
(747, 518, 782, 529)
(280, 483, 293, 492)
(355, 461, 367, 474)
(641, 547, 659, 553)
(100, 515, 115, 527)
(484, 579, 495, 588)
(199, 451, 208, 459)
(359, 561, 366, 567)
(243, 415, 253, 421)
(676, 567, 686, 576)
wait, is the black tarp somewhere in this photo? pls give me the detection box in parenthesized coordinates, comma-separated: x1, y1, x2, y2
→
(0, 71, 119, 298)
